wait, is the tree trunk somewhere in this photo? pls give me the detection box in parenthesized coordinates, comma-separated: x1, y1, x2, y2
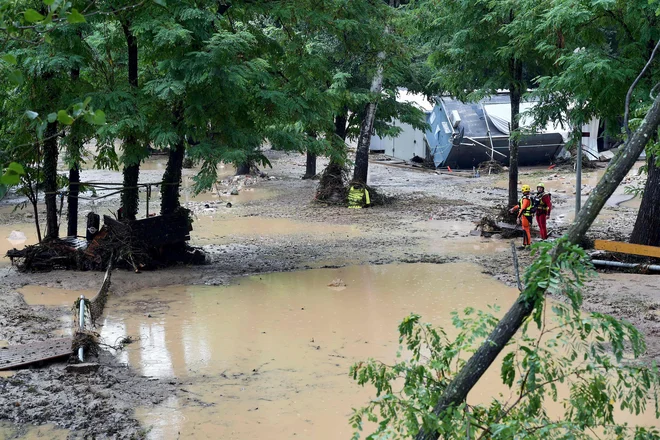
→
(317, 114, 349, 203)
(630, 156, 660, 246)
(161, 138, 186, 216)
(507, 58, 523, 209)
(67, 67, 81, 237)
(414, 91, 660, 440)
(235, 162, 251, 175)
(352, 63, 384, 185)
(67, 164, 80, 237)
(303, 151, 317, 179)
(121, 20, 141, 221)
(43, 122, 59, 241)
(335, 113, 348, 141)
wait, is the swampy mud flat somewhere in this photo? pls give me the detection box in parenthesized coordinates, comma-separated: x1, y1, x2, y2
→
(0, 151, 658, 438)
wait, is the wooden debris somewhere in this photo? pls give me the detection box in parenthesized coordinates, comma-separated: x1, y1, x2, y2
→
(0, 338, 72, 371)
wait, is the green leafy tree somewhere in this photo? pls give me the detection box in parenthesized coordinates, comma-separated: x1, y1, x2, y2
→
(413, 0, 549, 209)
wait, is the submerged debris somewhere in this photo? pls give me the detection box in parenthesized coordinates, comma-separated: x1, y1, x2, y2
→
(477, 160, 506, 174)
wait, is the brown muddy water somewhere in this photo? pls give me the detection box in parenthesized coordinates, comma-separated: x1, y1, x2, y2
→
(95, 263, 658, 439)
(99, 263, 520, 439)
(190, 216, 359, 245)
(0, 224, 38, 265)
(0, 423, 69, 440)
(17, 286, 96, 307)
(414, 220, 509, 255)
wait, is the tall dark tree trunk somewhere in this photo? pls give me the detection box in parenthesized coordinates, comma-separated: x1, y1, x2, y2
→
(317, 114, 349, 203)
(67, 67, 81, 237)
(67, 164, 80, 237)
(161, 138, 186, 216)
(630, 156, 660, 246)
(43, 122, 59, 240)
(235, 162, 251, 175)
(121, 20, 141, 221)
(507, 58, 523, 209)
(335, 113, 348, 141)
(303, 152, 317, 179)
(352, 65, 383, 185)
(414, 92, 660, 440)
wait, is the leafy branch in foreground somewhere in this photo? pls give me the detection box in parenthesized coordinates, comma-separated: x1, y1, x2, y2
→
(350, 240, 660, 439)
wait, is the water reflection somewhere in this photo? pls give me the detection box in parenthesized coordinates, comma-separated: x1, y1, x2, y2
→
(100, 263, 521, 439)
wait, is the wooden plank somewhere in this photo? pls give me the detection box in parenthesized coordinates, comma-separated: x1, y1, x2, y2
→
(594, 240, 660, 259)
(0, 338, 72, 370)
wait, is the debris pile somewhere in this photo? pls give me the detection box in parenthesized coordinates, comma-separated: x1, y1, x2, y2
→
(6, 209, 205, 272)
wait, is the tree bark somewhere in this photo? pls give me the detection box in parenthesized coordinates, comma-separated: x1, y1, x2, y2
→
(43, 122, 59, 241)
(507, 58, 523, 209)
(630, 156, 660, 246)
(352, 65, 383, 185)
(161, 138, 186, 215)
(67, 67, 81, 237)
(303, 151, 317, 179)
(414, 92, 660, 440)
(67, 164, 80, 237)
(235, 162, 251, 175)
(121, 20, 141, 221)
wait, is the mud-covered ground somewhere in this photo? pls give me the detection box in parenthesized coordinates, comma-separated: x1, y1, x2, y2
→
(0, 150, 658, 438)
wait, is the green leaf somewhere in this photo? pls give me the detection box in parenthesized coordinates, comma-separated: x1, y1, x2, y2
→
(66, 8, 86, 24)
(43, 0, 55, 5)
(92, 109, 106, 125)
(57, 110, 74, 125)
(153, 0, 167, 6)
(47, 113, 57, 123)
(24, 9, 45, 23)
(44, 34, 53, 44)
(7, 162, 25, 175)
(25, 110, 39, 119)
(1, 54, 17, 65)
(1, 162, 26, 186)
(7, 70, 23, 85)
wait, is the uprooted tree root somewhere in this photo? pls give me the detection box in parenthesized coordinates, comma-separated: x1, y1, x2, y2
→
(7, 225, 205, 273)
(316, 162, 349, 204)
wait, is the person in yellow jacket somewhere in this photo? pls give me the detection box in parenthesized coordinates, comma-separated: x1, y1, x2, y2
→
(509, 184, 533, 249)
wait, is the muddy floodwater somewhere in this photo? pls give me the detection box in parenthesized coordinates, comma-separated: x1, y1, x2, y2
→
(0, 423, 69, 440)
(99, 263, 519, 439)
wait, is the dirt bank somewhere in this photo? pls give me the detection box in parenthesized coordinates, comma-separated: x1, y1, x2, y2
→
(0, 150, 654, 438)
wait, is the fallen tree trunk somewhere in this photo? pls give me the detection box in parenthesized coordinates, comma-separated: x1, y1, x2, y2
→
(415, 92, 660, 440)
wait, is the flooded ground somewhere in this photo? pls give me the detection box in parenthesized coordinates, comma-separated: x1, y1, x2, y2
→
(99, 263, 658, 439)
(1, 150, 657, 439)
(100, 263, 520, 439)
(0, 423, 69, 440)
(411, 220, 509, 255)
(191, 216, 359, 246)
(0, 224, 39, 265)
(17, 286, 96, 307)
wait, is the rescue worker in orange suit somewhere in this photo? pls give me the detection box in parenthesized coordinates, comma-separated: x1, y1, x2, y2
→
(509, 184, 533, 249)
(534, 182, 552, 240)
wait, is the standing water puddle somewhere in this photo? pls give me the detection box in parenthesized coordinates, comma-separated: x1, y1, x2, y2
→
(100, 263, 523, 438)
(0, 224, 38, 265)
(18, 286, 96, 307)
(0, 423, 69, 440)
(191, 216, 359, 245)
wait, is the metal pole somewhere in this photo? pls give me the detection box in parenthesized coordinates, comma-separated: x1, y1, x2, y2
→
(481, 103, 495, 162)
(575, 128, 582, 215)
(145, 185, 150, 219)
(78, 295, 85, 362)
